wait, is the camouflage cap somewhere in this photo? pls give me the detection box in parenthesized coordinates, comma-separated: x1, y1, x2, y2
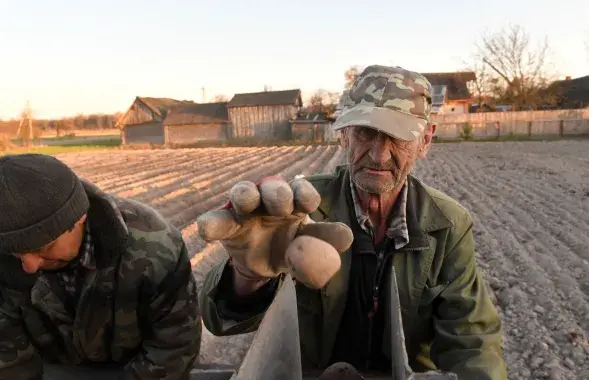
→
(332, 64, 433, 141)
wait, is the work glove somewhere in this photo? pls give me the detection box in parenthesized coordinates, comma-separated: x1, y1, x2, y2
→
(196, 176, 353, 289)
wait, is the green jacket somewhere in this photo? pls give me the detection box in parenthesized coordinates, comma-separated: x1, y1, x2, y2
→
(0, 180, 202, 380)
(200, 165, 506, 379)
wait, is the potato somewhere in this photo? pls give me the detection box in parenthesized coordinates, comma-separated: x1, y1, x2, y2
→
(285, 235, 341, 289)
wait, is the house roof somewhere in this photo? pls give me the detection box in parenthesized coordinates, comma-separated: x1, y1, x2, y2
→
(228, 89, 302, 108)
(163, 102, 230, 125)
(547, 75, 589, 107)
(422, 72, 476, 101)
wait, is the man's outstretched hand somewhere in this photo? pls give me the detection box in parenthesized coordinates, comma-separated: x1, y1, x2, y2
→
(196, 176, 353, 289)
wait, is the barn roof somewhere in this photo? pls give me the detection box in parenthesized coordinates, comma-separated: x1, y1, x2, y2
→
(163, 102, 230, 125)
(228, 89, 302, 107)
(291, 111, 330, 123)
(137, 97, 196, 117)
(117, 96, 198, 128)
(421, 72, 476, 101)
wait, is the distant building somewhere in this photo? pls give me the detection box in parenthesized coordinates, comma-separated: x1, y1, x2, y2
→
(422, 72, 477, 115)
(118, 97, 195, 144)
(290, 111, 331, 143)
(163, 102, 231, 144)
(546, 75, 589, 109)
(227, 89, 302, 140)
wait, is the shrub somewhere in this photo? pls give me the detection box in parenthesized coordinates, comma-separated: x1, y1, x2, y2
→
(460, 123, 474, 140)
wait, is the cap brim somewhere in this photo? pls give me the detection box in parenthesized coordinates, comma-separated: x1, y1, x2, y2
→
(332, 105, 427, 141)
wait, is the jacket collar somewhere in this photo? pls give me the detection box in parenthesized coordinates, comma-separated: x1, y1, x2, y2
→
(81, 179, 129, 269)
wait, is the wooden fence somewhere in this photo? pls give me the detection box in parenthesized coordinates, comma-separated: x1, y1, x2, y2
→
(432, 109, 589, 139)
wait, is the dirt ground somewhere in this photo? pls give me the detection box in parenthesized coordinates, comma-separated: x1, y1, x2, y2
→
(55, 140, 589, 379)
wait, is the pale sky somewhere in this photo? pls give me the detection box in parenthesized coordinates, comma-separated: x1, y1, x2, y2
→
(1, 0, 587, 120)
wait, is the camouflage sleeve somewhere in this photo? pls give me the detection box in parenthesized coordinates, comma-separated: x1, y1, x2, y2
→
(430, 211, 507, 380)
(0, 288, 44, 380)
(122, 241, 202, 380)
(199, 257, 280, 336)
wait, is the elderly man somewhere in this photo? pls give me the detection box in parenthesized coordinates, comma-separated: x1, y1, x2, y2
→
(198, 65, 506, 379)
(0, 154, 202, 380)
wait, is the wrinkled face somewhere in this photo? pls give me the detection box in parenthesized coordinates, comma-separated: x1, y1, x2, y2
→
(12, 215, 87, 274)
(342, 125, 435, 194)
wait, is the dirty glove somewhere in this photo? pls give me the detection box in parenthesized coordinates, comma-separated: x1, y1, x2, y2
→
(196, 176, 353, 289)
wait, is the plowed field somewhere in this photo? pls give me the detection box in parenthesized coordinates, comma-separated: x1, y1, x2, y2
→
(55, 140, 589, 380)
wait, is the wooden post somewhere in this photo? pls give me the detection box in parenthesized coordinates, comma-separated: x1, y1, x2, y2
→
(164, 124, 170, 145)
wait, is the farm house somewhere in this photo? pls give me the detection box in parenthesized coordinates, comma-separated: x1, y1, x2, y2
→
(118, 97, 195, 144)
(546, 75, 589, 109)
(422, 72, 477, 115)
(227, 89, 303, 140)
(163, 102, 231, 144)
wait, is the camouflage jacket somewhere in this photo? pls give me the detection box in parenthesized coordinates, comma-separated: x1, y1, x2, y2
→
(200, 165, 507, 380)
(0, 180, 202, 380)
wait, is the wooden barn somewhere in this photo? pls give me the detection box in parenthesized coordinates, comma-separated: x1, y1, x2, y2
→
(227, 89, 302, 140)
(118, 97, 196, 144)
(290, 112, 332, 143)
(163, 102, 231, 144)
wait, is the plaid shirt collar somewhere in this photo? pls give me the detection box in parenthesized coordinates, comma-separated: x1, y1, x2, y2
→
(349, 176, 410, 250)
(77, 221, 96, 270)
(54, 221, 96, 300)
(64, 220, 95, 272)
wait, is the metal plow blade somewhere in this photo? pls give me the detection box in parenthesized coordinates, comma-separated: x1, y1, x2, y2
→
(389, 263, 457, 380)
(231, 273, 303, 380)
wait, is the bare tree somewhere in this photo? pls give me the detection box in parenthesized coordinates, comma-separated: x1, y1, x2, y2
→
(74, 113, 85, 129)
(263, 84, 272, 92)
(213, 94, 229, 102)
(306, 89, 340, 114)
(54, 118, 75, 137)
(307, 91, 324, 113)
(344, 66, 362, 89)
(464, 59, 492, 107)
(96, 114, 104, 129)
(475, 24, 558, 110)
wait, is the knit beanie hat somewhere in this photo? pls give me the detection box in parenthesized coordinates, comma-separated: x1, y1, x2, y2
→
(0, 154, 90, 254)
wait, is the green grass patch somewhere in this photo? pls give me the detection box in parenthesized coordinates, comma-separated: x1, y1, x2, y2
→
(2, 138, 121, 156)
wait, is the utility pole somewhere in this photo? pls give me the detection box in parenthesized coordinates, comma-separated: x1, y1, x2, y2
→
(16, 100, 34, 147)
(201, 87, 206, 103)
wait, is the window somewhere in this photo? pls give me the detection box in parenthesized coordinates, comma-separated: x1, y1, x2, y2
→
(431, 85, 447, 106)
